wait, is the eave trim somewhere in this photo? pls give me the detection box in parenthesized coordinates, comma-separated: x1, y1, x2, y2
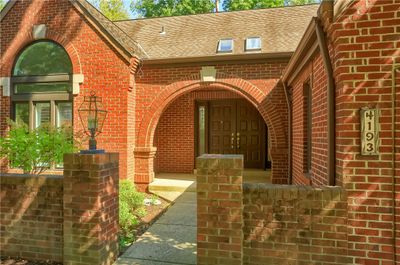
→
(142, 52, 293, 65)
(281, 17, 318, 84)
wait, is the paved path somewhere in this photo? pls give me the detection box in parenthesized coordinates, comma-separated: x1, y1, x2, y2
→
(115, 191, 197, 265)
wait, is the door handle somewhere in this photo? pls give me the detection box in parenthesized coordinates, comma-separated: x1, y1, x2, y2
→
(237, 132, 240, 149)
(231, 133, 234, 149)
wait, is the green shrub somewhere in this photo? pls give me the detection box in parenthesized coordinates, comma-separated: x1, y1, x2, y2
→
(119, 180, 146, 246)
(0, 121, 78, 174)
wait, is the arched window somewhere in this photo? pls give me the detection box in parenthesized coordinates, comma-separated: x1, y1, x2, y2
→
(11, 41, 73, 129)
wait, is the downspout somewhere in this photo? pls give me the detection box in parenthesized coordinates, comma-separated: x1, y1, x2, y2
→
(283, 82, 292, 184)
(315, 19, 336, 186)
(391, 63, 399, 264)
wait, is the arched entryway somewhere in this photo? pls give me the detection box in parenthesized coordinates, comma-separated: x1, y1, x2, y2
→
(134, 73, 288, 189)
(153, 89, 271, 174)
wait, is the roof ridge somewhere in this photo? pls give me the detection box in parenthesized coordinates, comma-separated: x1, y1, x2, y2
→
(113, 3, 320, 23)
(72, 0, 149, 58)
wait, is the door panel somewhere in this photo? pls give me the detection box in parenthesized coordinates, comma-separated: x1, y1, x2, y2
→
(209, 101, 236, 155)
(208, 99, 266, 169)
(236, 99, 265, 168)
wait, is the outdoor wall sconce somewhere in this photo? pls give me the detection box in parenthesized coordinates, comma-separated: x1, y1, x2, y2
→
(78, 91, 107, 154)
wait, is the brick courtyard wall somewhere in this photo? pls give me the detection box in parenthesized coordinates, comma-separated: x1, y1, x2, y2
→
(0, 175, 64, 262)
(0, 0, 133, 179)
(63, 153, 119, 265)
(197, 154, 350, 264)
(0, 153, 119, 264)
(197, 154, 244, 265)
(243, 184, 349, 265)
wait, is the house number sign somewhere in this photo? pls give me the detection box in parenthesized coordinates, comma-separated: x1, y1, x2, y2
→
(360, 107, 379, 155)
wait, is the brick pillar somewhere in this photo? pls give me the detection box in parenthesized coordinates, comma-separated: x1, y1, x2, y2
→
(196, 154, 244, 265)
(133, 147, 156, 191)
(63, 153, 119, 265)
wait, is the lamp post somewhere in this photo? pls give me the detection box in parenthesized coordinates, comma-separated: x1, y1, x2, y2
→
(78, 91, 107, 154)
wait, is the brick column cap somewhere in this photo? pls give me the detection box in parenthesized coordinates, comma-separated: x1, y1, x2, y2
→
(196, 154, 243, 169)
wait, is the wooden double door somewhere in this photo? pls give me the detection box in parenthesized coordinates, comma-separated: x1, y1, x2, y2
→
(206, 99, 267, 169)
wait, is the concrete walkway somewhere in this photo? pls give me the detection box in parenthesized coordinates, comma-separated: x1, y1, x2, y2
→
(115, 191, 197, 265)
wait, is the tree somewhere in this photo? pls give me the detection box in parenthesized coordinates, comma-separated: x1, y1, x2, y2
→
(223, 0, 283, 11)
(224, 0, 317, 11)
(0, 0, 6, 11)
(132, 0, 215, 18)
(89, 0, 130, 20)
(287, 0, 317, 5)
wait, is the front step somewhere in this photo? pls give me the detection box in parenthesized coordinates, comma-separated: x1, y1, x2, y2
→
(149, 177, 196, 202)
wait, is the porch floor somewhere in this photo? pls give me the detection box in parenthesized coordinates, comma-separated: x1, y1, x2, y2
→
(149, 169, 271, 201)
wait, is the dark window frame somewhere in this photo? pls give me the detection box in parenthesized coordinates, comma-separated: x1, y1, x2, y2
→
(11, 40, 73, 130)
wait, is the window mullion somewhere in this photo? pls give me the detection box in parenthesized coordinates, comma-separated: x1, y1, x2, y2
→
(11, 75, 71, 84)
(29, 101, 34, 131)
(51, 100, 56, 127)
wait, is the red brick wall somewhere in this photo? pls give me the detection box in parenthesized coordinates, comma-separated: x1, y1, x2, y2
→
(0, 175, 63, 262)
(0, 0, 132, 179)
(291, 54, 329, 186)
(331, 1, 400, 264)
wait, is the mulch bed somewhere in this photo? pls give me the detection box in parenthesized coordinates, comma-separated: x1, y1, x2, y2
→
(1, 193, 171, 264)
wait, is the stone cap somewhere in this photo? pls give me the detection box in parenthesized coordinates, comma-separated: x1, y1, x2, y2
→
(243, 183, 347, 201)
(0, 174, 62, 186)
(196, 154, 243, 170)
(63, 152, 119, 170)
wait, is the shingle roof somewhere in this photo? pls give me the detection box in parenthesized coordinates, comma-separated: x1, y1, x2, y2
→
(115, 4, 319, 60)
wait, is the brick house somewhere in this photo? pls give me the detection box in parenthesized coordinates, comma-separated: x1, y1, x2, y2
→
(0, 0, 399, 264)
(0, 0, 318, 188)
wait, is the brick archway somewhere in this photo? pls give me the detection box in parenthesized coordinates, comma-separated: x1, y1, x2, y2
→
(134, 73, 289, 187)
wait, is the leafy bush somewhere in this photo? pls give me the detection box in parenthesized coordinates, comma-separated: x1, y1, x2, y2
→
(0, 121, 77, 174)
(119, 180, 146, 246)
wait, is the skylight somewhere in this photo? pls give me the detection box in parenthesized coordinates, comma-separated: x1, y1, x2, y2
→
(217, 39, 233, 53)
(246, 37, 261, 51)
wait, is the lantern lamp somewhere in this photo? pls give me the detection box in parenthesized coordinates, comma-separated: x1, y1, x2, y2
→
(78, 91, 107, 154)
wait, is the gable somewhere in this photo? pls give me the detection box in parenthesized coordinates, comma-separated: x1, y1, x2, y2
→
(0, 0, 147, 61)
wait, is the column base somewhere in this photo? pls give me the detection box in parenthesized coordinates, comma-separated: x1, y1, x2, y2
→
(134, 147, 157, 189)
